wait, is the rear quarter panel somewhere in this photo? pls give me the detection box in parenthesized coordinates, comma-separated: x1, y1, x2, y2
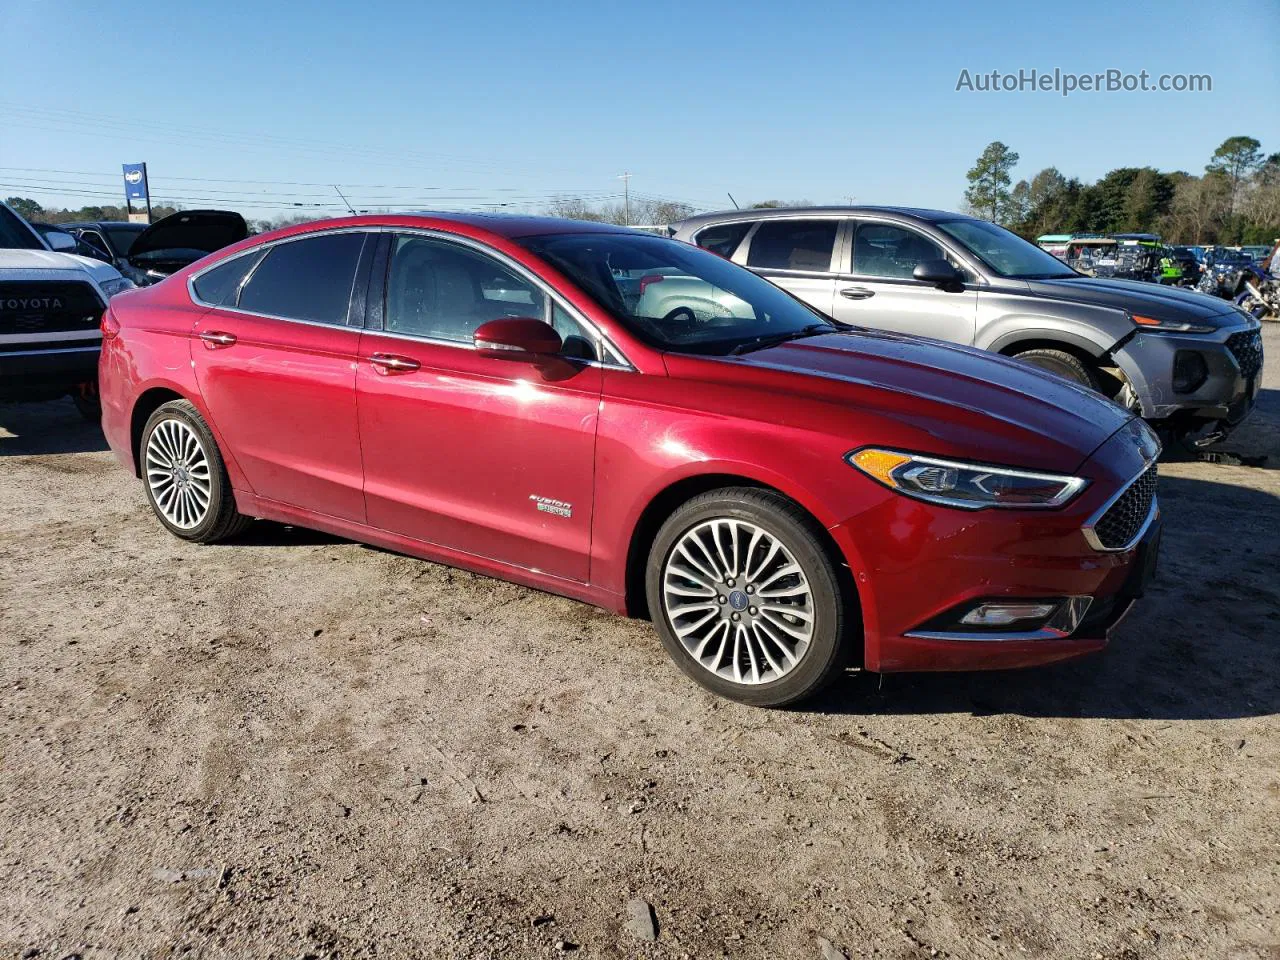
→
(98, 281, 236, 481)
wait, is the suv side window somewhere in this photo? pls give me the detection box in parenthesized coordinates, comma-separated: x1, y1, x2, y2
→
(852, 223, 945, 280)
(746, 219, 839, 272)
(694, 222, 752, 258)
(238, 232, 366, 324)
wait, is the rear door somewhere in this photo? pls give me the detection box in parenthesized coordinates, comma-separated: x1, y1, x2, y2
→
(190, 230, 372, 521)
(737, 218, 840, 317)
(831, 219, 977, 344)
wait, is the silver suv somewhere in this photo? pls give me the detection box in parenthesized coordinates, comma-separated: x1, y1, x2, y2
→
(670, 206, 1263, 450)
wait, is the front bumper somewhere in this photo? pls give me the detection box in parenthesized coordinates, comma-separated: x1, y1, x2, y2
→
(1112, 319, 1263, 422)
(832, 421, 1159, 673)
(0, 343, 101, 402)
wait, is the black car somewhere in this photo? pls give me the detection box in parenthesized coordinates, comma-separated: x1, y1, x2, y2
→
(63, 210, 249, 286)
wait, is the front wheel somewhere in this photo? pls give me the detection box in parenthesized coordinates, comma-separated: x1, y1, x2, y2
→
(645, 487, 853, 707)
(140, 399, 252, 542)
(1012, 348, 1101, 391)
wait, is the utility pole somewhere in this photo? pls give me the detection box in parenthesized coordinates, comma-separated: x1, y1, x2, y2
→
(617, 172, 631, 225)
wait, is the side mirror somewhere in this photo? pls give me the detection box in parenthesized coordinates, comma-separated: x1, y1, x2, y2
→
(913, 259, 963, 288)
(473, 317, 562, 360)
(44, 230, 78, 253)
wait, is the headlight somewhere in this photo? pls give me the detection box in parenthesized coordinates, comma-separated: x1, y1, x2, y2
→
(1129, 311, 1214, 334)
(99, 276, 136, 299)
(847, 448, 1087, 510)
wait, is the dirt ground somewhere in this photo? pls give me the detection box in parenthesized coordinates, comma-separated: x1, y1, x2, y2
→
(2, 327, 1278, 960)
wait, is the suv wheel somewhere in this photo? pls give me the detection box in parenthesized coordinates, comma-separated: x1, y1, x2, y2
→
(645, 487, 851, 707)
(1013, 348, 1100, 391)
(140, 400, 252, 543)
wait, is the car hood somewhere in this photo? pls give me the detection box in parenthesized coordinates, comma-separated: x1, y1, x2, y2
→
(1024, 275, 1242, 327)
(0, 247, 125, 286)
(127, 209, 249, 266)
(706, 329, 1135, 473)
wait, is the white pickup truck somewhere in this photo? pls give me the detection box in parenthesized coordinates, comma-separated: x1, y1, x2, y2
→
(0, 201, 135, 418)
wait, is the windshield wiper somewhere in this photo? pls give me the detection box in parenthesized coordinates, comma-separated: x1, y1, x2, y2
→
(729, 323, 834, 356)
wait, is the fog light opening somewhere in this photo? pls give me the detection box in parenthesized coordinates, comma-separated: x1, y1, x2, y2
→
(960, 601, 1058, 627)
(1172, 350, 1208, 394)
(908, 596, 1095, 640)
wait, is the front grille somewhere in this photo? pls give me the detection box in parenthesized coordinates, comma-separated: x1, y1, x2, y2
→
(1226, 329, 1263, 380)
(1090, 464, 1158, 550)
(0, 281, 104, 338)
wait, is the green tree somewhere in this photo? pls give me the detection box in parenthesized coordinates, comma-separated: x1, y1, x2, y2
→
(964, 141, 1020, 224)
(5, 196, 44, 221)
(1207, 136, 1264, 215)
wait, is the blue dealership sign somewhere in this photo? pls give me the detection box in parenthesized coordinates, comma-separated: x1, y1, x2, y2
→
(122, 162, 149, 203)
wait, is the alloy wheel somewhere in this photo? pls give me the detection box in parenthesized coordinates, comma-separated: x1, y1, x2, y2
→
(145, 418, 212, 529)
(661, 518, 814, 685)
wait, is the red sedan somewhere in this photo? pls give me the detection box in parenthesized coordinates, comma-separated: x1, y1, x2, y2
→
(98, 214, 1161, 707)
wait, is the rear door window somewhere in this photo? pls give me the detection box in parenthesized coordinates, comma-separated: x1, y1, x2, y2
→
(745, 220, 839, 272)
(693, 222, 752, 259)
(237, 232, 366, 324)
(192, 251, 263, 307)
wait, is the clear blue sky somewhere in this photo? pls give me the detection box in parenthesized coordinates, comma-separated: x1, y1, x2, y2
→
(2, 0, 1277, 220)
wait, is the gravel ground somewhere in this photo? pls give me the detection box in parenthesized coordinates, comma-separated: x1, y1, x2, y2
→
(2, 325, 1278, 960)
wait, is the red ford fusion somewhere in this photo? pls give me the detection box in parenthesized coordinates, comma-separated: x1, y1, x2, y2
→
(98, 214, 1161, 707)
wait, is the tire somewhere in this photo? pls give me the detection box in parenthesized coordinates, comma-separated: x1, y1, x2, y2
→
(71, 390, 101, 423)
(1013, 348, 1101, 391)
(139, 399, 251, 543)
(644, 487, 853, 707)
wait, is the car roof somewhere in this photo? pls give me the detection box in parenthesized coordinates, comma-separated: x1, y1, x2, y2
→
(672, 205, 970, 230)
(400, 211, 639, 238)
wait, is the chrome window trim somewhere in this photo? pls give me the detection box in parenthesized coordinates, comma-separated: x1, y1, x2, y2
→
(186, 226, 380, 324)
(382, 227, 635, 371)
(186, 224, 635, 371)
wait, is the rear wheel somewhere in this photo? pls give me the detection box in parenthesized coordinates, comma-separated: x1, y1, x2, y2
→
(140, 399, 251, 543)
(1013, 348, 1101, 391)
(645, 487, 852, 707)
(71, 381, 100, 422)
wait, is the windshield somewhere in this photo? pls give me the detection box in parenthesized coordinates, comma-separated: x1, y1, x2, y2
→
(106, 225, 145, 256)
(936, 218, 1078, 279)
(518, 232, 837, 354)
(0, 205, 45, 250)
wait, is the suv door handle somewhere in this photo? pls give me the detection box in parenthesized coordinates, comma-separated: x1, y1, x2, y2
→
(839, 287, 875, 301)
(198, 330, 237, 348)
(369, 353, 421, 374)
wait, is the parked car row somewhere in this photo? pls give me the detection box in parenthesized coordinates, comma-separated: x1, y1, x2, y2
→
(672, 207, 1263, 452)
(0, 202, 247, 416)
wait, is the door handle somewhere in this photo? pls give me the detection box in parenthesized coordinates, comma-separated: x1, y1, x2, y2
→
(839, 287, 875, 301)
(369, 353, 421, 374)
(198, 330, 237, 348)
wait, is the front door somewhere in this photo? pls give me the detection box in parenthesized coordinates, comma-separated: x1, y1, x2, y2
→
(831, 220, 977, 344)
(190, 230, 370, 521)
(356, 233, 604, 583)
